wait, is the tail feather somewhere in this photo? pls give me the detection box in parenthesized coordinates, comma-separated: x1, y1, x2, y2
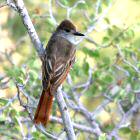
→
(34, 89, 54, 126)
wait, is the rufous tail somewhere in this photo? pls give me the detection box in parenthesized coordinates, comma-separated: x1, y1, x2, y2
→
(34, 89, 54, 126)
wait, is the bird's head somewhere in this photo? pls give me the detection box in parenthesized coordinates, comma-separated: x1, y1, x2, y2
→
(56, 20, 84, 44)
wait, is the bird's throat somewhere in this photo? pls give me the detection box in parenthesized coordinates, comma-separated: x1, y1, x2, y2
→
(57, 33, 77, 45)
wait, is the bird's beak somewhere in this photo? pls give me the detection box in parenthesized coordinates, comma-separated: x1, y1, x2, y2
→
(73, 31, 84, 36)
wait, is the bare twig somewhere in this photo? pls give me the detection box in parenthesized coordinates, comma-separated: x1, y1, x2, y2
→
(7, 0, 17, 11)
(115, 45, 140, 73)
(7, 0, 44, 60)
(75, 1, 113, 44)
(4, 1, 136, 140)
(95, 0, 102, 16)
(108, 102, 140, 140)
(0, 95, 17, 111)
(67, 0, 85, 19)
(7, 0, 76, 139)
(56, 0, 85, 19)
(50, 116, 95, 134)
(16, 117, 26, 139)
(65, 76, 103, 137)
(72, 68, 93, 95)
(35, 124, 58, 140)
(16, 84, 58, 140)
(55, 87, 76, 140)
(49, 0, 57, 26)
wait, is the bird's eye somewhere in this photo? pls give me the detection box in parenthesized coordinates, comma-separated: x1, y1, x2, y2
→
(65, 29, 70, 32)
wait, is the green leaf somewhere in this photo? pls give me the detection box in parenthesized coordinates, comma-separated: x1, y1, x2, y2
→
(93, 70, 101, 78)
(103, 0, 112, 6)
(77, 2, 87, 9)
(92, 50, 100, 57)
(104, 75, 113, 83)
(99, 133, 107, 140)
(98, 6, 102, 13)
(32, 132, 40, 138)
(104, 18, 110, 24)
(90, 14, 95, 20)
(119, 89, 126, 99)
(103, 124, 114, 132)
(82, 47, 100, 58)
(129, 93, 135, 104)
(10, 109, 18, 116)
(107, 28, 113, 36)
(40, 136, 46, 140)
(46, 18, 55, 26)
(16, 77, 23, 84)
(59, 0, 69, 6)
(45, 18, 55, 32)
(120, 127, 131, 134)
(29, 70, 38, 80)
(4, 66, 25, 78)
(102, 57, 111, 65)
(0, 98, 8, 106)
(127, 29, 135, 38)
(83, 62, 89, 74)
(102, 36, 110, 44)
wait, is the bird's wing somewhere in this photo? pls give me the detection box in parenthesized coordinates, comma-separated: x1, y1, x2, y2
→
(42, 36, 75, 93)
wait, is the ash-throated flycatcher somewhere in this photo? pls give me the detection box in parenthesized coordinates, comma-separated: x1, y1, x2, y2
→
(34, 19, 84, 126)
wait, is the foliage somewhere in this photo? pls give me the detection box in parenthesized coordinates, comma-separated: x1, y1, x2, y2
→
(0, 0, 140, 139)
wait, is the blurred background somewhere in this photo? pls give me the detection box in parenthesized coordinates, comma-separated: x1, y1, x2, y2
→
(0, 0, 140, 139)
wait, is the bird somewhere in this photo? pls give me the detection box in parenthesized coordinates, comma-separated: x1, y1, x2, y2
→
(33, 19, 84, 126)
